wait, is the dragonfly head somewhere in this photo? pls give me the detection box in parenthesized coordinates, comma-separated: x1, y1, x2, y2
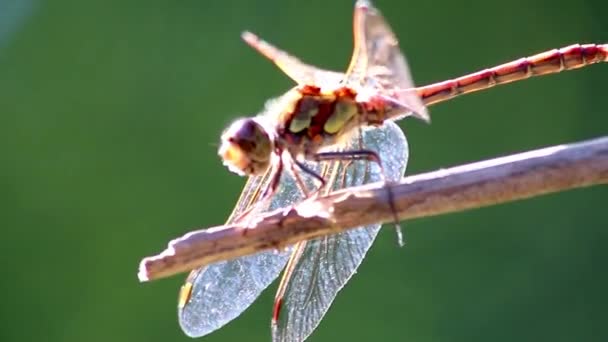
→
(219, 118, 274, 176)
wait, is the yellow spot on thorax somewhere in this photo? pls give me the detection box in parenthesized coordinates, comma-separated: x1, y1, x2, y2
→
(289, 105, 317, 133)
(288, 89, 336, 133)
(323, 100, 358, 134)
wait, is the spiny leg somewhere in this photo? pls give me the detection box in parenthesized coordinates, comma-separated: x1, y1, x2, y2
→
(313, 150, 384, 176)
(293, 160, 327, 196)
(313, 149, 405, 246)
(233, 157, 284, 224)
(287, 161, 310, 198)
(237, 152, 329, 224)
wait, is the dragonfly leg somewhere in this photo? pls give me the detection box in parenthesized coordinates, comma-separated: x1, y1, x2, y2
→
(233, 157, 285, 225)
(263, 157, 284, 199)
(312, 149, 405, 246)
(386, 183, 405, 247)
(293, 159, 327, 196)
(287, 161, 311, 198)
(312, 149, 385, 179)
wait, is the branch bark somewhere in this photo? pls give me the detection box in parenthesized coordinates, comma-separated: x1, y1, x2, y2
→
(138, 136, 608, 282)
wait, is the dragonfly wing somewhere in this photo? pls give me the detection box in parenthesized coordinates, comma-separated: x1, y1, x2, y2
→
(179, 252, 290, 337)
(346, 0, 429, 122)
(271, 121, 409, 342)
(242, 31, 345, 86)
(179, 166, 307, 337)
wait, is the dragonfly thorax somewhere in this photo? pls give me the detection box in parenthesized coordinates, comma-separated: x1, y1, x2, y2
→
(278, 85, 362, 152)
(219, 118, 274, 176)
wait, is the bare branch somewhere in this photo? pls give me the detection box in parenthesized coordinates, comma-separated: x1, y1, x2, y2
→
(139, 136, 608, 282)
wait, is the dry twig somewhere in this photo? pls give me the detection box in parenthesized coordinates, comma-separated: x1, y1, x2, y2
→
(139, 136, 608, 282)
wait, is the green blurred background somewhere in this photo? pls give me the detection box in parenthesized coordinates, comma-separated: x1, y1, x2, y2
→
(1, 0, 606, 341)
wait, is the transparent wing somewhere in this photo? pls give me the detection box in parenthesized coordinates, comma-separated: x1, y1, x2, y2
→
(345, 0, 429, 122)
(178, 157, 305, 337)
(271, 121, 409, 342)
(242, 31, 345, 87)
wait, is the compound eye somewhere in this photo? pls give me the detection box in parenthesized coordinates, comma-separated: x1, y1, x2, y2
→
(218, 118, 273, 176)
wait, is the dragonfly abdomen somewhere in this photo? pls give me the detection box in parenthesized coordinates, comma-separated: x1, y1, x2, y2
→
(417, 43, 608, 106)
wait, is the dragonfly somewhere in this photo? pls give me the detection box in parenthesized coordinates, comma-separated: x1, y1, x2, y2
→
(177, 1, 607, 341)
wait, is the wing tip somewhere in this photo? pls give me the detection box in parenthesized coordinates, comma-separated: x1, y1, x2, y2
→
(241, 30, 257, 44)
(355, 0, 372, 10)
(415, 109, 432, 124)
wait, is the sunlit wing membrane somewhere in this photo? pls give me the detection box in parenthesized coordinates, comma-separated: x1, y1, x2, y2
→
(345, 0, 429, 122)
(343, 0, 369, 86)
(271, 121, 408, 342)
(242, 31, 345, 87)
(179, 250, 289, 337)
(178, 148, 302, 337)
